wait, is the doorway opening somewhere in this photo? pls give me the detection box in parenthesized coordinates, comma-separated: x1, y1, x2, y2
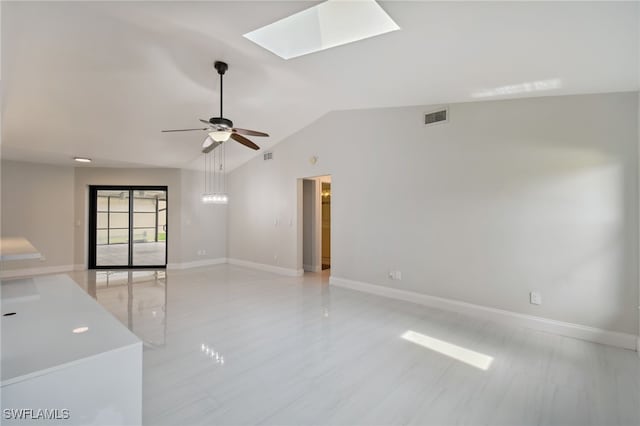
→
(301, 175, 331, 273)
(88, 186, 168, 269)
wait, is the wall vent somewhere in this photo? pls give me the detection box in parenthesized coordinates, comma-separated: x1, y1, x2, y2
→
(263, 152, 273, 161)
(424, 108, 448, 126)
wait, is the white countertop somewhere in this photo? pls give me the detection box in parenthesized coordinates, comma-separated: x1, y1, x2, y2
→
(0, 237, 42, 261)
(1, 274, 141, 386)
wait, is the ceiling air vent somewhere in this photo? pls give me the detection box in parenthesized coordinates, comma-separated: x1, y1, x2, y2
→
(263, 152, 273, 161)
(424, 108, 448, 127)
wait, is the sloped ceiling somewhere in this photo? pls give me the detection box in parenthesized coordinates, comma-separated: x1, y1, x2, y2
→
(2, 1, 638, 170)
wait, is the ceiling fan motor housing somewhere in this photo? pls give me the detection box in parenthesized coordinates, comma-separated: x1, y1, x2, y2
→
(209, 117, 233, 128)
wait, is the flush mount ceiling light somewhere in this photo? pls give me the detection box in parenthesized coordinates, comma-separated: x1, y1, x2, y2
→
(73, 157, 92, 163)
(243, 0, 400, 60)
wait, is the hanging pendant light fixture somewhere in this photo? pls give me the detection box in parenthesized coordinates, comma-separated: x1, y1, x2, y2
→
(202, 138, 228, 204)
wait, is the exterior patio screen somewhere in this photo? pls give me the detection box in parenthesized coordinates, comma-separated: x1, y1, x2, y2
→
(89, 186, 167, 269)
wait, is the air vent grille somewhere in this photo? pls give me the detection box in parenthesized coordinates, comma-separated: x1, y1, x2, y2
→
(424, 108, 448, 126)
(263, 152, 273, 161)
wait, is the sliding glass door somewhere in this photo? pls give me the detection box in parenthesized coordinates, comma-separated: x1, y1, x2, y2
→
(132, 190, 167, 266)
(89, 186, 167, 269)
(95, 189, 130, 266)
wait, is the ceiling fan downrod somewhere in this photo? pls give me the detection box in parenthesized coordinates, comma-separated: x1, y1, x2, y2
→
(214, 61, 228, 120)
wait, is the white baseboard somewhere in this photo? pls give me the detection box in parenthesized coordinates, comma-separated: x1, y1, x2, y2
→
(329, 276, 638, 351)
(167, 258, 227, 270)
(1, 264, 77, 279)
(1, 259, 227, 277)
(303, 264, 322, 272)
(228, 258, 303, 277)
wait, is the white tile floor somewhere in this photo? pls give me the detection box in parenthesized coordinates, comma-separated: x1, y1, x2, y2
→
(68, 265, 640, 426)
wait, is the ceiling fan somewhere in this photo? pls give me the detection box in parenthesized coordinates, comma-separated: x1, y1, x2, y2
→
(162, 61, 269, 154)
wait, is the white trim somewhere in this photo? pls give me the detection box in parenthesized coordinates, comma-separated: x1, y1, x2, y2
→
(330, 276, 639, 351)
(0, 253, 42, 262)
(303, 264, 322, 272)
(166, 258, 227, 270)
(1, 259, 230, 277)
(0, 264, 77, 279)
(314, 179, 323, 272)
(228, 258, 303, 277)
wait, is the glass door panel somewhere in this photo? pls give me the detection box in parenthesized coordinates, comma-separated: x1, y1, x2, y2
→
(95, 190, 130, 267)
(158, 199, 167, 243)
(90, 186, 168, 269)
(132, 190, 167, 266)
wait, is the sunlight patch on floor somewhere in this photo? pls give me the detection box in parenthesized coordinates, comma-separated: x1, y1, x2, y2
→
(401, 330, 494, 370)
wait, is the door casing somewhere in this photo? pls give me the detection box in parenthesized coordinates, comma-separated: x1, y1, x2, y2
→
(88, 185, 168, 269)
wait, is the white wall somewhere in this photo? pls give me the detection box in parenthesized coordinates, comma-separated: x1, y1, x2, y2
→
(73, 167, 183, 267)
(73, 167, 227, 267)
(1, 160, 75, 272)
(179, 168, 227, 265)
(228, 92, 639, 335)
(0, 162, 227, 274)
(302, 179, 316, 271)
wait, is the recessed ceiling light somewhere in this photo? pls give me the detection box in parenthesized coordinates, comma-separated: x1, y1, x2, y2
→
(73, 157, 92, 163)
(243, 0, 400, 60)
(72, 326, 89, 334)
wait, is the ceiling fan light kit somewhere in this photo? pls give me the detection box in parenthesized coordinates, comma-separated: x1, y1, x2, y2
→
(209, 131, 232, 142)
(162, 60, 269, 205)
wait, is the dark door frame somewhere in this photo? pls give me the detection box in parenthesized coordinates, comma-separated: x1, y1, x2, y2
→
(88, 185, 168, 269)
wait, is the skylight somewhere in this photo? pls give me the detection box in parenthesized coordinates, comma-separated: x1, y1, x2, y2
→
(243, 0, 400, 60)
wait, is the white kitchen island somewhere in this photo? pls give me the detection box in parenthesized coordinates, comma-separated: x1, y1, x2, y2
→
(1, 274, 142, 425)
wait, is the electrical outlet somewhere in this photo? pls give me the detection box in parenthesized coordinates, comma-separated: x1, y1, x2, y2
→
(530, 291, 542, 305)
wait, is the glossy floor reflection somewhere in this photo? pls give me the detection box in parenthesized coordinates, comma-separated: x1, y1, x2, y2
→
(96, 242, 167, 266)
(69, 265, 640, 426)
(72, 270, 166, 348)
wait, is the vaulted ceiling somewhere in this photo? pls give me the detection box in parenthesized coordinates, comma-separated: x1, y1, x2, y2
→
(2, 1, 638, 170)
